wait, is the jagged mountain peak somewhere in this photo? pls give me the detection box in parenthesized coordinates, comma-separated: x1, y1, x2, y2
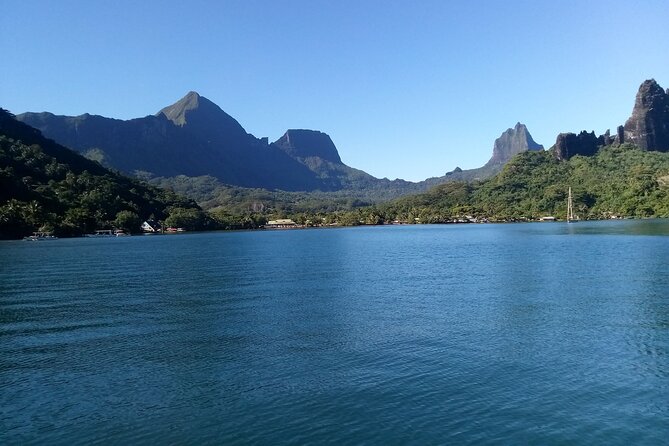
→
(274, 129, 342, 164)
(639, 78, 663, 92)
(486, 122, 543, 166)
(631, 79, 667, 112)
(155, 91, 253, 148)
(157, 91, 225, 127)
(623, 79, 669, 151)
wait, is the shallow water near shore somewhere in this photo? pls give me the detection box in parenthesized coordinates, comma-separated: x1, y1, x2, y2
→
(1, 220, 668, 444)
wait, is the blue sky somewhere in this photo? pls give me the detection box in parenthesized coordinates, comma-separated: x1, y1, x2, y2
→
(2, 0, 668, 181)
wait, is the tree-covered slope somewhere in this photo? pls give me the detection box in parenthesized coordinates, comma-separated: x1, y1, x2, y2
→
(147, 144, 669, 226)
(475, 145, 669, 219)
(0, 109, 208, 238)
(379, 145, 669, 223)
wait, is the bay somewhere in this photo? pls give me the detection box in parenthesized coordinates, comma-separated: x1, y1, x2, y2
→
(1, 220, 668, 445)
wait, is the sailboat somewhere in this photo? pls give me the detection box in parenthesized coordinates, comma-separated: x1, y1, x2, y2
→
(567, 187, 578, 223)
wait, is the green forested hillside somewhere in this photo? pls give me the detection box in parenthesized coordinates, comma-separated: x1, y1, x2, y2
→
(145, 174, 388, 214)
(0, 109, 210, 238)
(378, 144, 669, 223)
(4, 102, 668, 237)
(149, 144, 669, 227)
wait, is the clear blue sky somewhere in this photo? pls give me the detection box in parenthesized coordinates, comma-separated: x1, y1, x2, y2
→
(2, 0, 668, 181)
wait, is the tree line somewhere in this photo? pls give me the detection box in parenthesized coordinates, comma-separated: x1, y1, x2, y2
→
(3, 104, 668, 238)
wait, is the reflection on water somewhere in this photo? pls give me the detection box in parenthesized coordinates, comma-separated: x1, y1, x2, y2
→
(564, 218, 669, 236)
(1, 220, 668, 445)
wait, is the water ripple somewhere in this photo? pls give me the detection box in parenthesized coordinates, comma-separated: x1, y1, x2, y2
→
(1, 223, 668, 444)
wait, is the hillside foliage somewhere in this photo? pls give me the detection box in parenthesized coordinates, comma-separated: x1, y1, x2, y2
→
(249, 144, 669, 226)
(101, 144, 669, 228)
(4, 104, 669, 237)
(0, 109, 210, 238)
(376, 144, 669, 223)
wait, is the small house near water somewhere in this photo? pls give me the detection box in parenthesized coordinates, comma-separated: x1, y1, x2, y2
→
(141, 220, 162, 232)
(265, 219, 298, 229)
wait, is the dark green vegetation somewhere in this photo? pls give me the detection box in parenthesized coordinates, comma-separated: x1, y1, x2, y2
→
(476, 145, 669, 219)
(374, 145, 669, 223)
(135, 123, 544, 215)
(152, 143, 669, 227)
(145, 174, 413, 213)
(227, 144, 667, 227)
(4, 79, 669, 236)
(3, 102, 669, 237)
(0, 109, 210, 239)
(4, 98, 669, 239)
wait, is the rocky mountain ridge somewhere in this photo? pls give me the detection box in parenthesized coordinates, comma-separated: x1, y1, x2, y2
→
(487, 122, 543, 166)
(554, 79, 669, 160)
(422, 122, 543, 184)
(17, 93, 541, 196)
(14, 78, 668, 197)
(17, 95, 321, 191)
(623, 79, 669, 151)
(274, 129, 342, 164)
(0, 108, 205, 238)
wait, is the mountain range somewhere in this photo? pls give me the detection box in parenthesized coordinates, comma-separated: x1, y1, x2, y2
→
(553, 79, 669, 160)
(3, 78, 669, 235)
(16, 78, 667, 207)
(423, 122, 543, 184)
(16, 93, 542, 197)
(0, 108, 206, 238)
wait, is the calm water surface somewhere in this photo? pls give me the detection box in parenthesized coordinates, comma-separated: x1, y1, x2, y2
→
(1, 220, 668, 444)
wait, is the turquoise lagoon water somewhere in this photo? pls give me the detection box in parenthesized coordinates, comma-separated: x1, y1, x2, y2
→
(1, 220, 668, 444)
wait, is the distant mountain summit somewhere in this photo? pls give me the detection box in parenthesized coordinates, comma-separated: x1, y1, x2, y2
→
(486, 122, 543, 166)
(158, 91, 205, 126)
(423, 122, 543, 184)
(623, 79, 669, 151)
(157, 91, 253, 148)
(17, 92, 430, 195)
(16, 92, 545, 197)
(17, 92, 322, 191)
(274, 129, 342, 164)
(0, 109, 204, 238)
(551, 79, 669, 160)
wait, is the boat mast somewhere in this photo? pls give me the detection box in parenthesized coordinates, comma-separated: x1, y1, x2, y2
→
(567, 187, 574, 222)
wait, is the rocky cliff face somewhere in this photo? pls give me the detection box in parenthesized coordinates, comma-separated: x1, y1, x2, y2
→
(274, 129, 342, 163)
(156, 91, 258, 149)
(16, 92, 420, 194)
(554, 131, 600, 160)
(17, 92, 322, 191)
(485, 122, 543, 166)
(419, 123, 544, 186)
(623, 79, 669, 151)
(158, 91, 206, 126)
(554, 79, 669, 160)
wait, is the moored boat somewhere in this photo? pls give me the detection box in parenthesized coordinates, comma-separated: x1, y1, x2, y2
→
(85, 229, 115, 237)
(567, 187, 579, 223)
(23, 232, 58, 241)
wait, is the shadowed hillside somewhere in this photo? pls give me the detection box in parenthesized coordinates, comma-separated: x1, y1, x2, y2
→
(0, 109, 208, 238)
